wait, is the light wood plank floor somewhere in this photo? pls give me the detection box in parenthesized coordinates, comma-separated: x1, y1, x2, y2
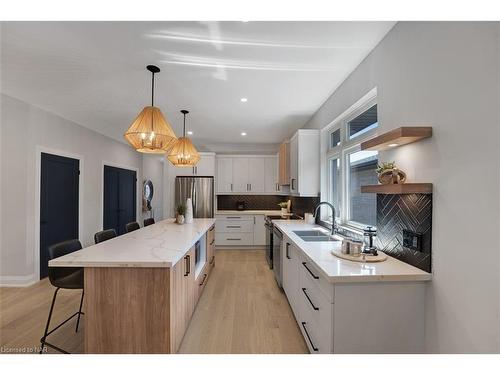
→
(0, 249, 307, 354)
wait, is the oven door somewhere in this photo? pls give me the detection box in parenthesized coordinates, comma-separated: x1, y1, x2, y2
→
(265, 222, 273, 269)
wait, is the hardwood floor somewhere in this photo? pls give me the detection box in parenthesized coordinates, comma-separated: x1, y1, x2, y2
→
(0, 249, 307, 354)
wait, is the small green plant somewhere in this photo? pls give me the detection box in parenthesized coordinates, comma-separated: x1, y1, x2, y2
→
(376, 161, 397, 175)
(278, 202, 288, 209)
(176, 204, 186, 216)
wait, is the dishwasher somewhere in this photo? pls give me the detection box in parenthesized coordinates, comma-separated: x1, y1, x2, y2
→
(272, 227, 283, 288)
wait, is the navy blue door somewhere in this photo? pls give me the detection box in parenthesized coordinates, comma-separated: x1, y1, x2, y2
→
(103, 165, 136, 235)
(40, 153, 79, 279)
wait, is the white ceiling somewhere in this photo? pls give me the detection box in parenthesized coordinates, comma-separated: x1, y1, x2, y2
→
(1, 21, 395, 150)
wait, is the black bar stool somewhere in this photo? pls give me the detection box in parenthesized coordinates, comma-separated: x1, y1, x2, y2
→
(125, 221, 140, 233)
(144, 218, 155, 227)
(40, 239, 84, 354)
(94, 228, 116, 244)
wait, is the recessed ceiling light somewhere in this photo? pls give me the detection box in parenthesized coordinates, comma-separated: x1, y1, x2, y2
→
(187, 131, 193, 135)
(388, 143, 399, 147)
(241, 132, 247, 136)
(240, 98, 248, 102)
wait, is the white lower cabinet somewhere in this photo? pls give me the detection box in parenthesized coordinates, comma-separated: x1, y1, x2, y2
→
(282, 242, 300, 320)
(282, 235, 333, 354)
(215, 214, 266, 247)
(281, 234, 426, 354)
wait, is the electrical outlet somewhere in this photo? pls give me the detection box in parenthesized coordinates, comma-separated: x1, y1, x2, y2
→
(403, 229, 423, 251)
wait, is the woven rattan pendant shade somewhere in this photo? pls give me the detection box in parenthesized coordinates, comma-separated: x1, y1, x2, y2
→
(167, 137, 201, 166)
(124, 106, 177, 153)
(167, 110, 200, 167)
(124, 65, 177, 154)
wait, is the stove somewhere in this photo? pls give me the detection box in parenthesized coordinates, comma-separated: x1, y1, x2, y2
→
(265, 214, 303, 270)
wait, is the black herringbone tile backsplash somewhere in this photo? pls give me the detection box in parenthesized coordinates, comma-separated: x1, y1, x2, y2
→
(217, 195, 319, 217)
(376, 193, 432, 273)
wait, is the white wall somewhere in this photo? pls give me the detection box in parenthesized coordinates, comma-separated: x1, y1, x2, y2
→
(142, 154, 164, 221)
(0, 94, 147, 285)
(305, 22, 500, 353)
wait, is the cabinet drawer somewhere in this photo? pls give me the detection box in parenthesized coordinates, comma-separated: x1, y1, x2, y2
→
(215, 214, 254, 221)
(299, 255, 334, 303)
(215, 220, 254, 233)
(215, 232, 254, 246)
(299, 277, 334, 354)
(299, 311, 333, 354)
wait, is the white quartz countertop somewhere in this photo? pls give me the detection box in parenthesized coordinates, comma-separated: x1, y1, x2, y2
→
(273, 221, 432, 283)
(216, 210, 285, 216)
(49, 218, 216, 268)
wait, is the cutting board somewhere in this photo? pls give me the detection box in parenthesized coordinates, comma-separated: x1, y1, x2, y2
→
(331, 248, 388, 262)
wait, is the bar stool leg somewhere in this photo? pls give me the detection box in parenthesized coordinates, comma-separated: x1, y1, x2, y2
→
(76, 290, 84, 333)
(40, 287, 60, 354)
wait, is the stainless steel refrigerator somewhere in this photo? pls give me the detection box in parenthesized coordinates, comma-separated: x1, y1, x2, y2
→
(174, 176, 214, 218)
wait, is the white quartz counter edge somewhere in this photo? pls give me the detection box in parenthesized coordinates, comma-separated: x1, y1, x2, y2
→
(48, 218, 216, 268)
(272, 220, 432, 284)
(216, 210, 284, 216)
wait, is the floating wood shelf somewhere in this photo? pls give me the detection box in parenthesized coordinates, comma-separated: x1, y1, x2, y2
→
(361, 127, 432, 151)
(361, 183, 433, 194)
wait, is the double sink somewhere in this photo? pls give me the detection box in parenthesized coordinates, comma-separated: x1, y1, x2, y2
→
(293, 229, 341, 242)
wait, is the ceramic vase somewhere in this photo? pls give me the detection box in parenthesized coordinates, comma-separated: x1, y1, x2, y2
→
(185, 198, 193, 223)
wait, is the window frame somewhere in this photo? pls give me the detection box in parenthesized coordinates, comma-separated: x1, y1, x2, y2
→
(320, 89, 378, 232)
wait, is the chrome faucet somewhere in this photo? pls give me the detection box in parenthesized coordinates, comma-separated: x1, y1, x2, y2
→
(313, 202, 336, 236)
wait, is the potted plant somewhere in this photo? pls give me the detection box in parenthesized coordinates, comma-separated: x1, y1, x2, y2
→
(376, 161, 407, 185)
(278, 201, 288, 216)
(176, 204, 186, 224)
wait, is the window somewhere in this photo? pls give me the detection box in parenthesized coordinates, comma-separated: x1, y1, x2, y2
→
(348, 104, 378, 140)
(347, 150, 377, 226)
(322, 92, 378, 230)
(330, 129, 341, 148)
(329, 157, 340, 219)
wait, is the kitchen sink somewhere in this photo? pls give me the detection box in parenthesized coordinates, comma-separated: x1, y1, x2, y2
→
(293, 230, 340, 242)
(293, 230, 328, 236)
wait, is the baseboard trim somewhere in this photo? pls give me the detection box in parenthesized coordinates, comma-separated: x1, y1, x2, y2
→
(0, 274, 38, 287)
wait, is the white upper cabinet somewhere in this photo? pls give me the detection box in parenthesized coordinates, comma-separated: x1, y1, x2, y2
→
(232, 158, 249, 192)
(289, 129, 320, 197)
(216, 157, 233, 193)
(194, 153, 215, 176)
(264, 156, 279, 193)
(248, 158, 265, 193)
(169, 152, 215, 177)
(216, 155, 278, 194)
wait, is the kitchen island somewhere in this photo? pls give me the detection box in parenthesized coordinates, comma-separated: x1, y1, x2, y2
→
(272, 220, 432, 354)
(49, 218, 216, 354)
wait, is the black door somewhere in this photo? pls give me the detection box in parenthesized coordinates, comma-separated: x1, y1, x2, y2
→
(103, 165, 137, 235)
(40, 153, 79, 279)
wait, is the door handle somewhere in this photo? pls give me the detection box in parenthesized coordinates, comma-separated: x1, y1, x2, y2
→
(291, 178, 296, 190)
(302, 262, 319, 279)
(184, 255, 191, 276)
(301, 322, 319, 352)
(199, 273, 207, 286)
(302, 288, 319, 311)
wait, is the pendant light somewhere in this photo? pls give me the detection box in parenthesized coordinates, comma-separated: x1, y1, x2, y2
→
(167, 110, 201, 167)
(124, 65, 177, 153)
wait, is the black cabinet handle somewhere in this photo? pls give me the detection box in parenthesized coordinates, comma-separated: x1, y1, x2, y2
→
(286, 243, 291, 259)
(226, 216, 241, 219)
(210, 239, 215, 245)
(301, 322, 319, 352)
(184, 255, 191, 276)
(226, 238, 241, 241)
(302, 262, 319, 279)
(291, 178, 296, 190)
(226, 225, 241, 228)
(199, 273, 207, 286)
(302, 288, 319, 311)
